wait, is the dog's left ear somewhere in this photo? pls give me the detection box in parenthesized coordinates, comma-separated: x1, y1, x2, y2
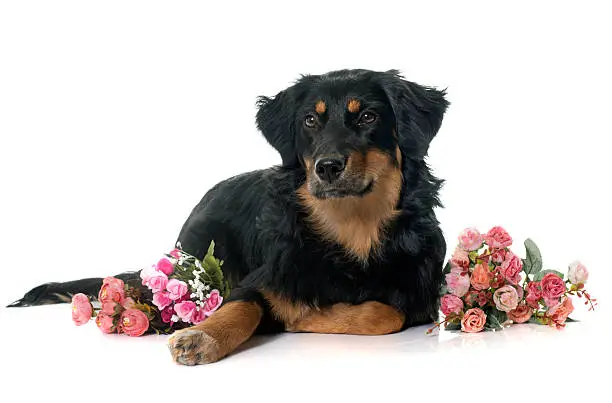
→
(379, 70, 449, 159)
(256, 87, 301, 167)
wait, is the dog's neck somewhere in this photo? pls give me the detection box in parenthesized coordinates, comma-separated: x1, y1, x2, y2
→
(297, 160, 403, 262)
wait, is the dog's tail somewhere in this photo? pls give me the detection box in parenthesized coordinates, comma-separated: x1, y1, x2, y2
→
(6, 271, 142, 308)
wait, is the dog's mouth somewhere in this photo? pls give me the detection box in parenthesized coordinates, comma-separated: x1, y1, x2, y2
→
(313, 180, 374, 199)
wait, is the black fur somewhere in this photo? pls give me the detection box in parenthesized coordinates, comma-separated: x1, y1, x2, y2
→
(9, 69, 449, 332)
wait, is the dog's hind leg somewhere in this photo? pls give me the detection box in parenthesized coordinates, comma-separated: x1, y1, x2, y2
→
(167, 297, 264, 365)
(286, 301, 405, 335)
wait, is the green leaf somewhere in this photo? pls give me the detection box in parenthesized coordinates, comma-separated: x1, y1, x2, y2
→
(442, 261, 452, 275)
(445, 322, 461, 331)
(523, 238, 543, 276)
(468, 251, 479, 263)
(485, 314, 503, 331)
(565, 317, 579, 323)
(534, 269, 565, 282)
(486, 309, 507, 330)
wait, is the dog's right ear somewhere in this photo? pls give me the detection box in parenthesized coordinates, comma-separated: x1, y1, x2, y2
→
(256, 89, 299, 167)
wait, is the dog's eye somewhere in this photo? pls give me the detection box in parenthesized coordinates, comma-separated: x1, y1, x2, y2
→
(304, 115, 317, 128)
(358, 112, 377, 125)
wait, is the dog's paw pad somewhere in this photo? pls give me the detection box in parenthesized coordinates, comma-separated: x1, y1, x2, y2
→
(167, 329, 221, 365)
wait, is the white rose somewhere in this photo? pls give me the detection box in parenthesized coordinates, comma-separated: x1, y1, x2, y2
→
(568, 261, 589, 285)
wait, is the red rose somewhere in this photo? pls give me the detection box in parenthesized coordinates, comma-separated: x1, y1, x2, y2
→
(490, 268, 506, 289)
(541, 273, 566, 301)
(161, 306, 175, 324)
(501, 252, 522, 284)
(490, 248, 507, 265)
(484, 226, 513, 249)
(526, 281, 542, 308)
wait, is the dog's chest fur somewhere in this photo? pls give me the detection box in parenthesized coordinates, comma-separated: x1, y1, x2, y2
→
(297, 156, 403, 262)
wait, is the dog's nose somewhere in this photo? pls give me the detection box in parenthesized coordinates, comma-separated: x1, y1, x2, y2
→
(315, 157, 346, 183)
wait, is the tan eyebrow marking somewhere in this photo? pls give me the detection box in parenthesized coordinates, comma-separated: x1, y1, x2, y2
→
(347, 99, 361, 113)
(315, 100, 326, 114)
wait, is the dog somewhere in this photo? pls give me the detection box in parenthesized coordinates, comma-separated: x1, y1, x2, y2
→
(9, 69, 449, 365)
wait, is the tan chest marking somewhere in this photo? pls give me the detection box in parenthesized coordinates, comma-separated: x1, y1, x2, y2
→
(298, 149, 402, 261)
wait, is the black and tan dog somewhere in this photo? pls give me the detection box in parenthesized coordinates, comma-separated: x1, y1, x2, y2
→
(10, 69, 449, 365)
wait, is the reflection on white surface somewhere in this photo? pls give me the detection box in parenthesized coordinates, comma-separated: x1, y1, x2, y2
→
(1, 305, 608, 402)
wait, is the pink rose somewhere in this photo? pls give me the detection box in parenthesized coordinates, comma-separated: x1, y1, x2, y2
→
(120, 309, 150, 337)
(470, 263, 491, 290)
(122, 297, 135, 309)
(508, 303, 534, 324)
(102, 276, 124, 290)
(445, 272, 470, 297)
(71, 293, 93, 326)
(515, 284, 524, 300)
(156, 258, 174, 276)
(501, 252, 522, 284)
(450, 263, 469, 276)
(458, 227, 483, 251)
(191, 308, 207, 324)
(491, 248, 507, 265)
(161, 306, 175, 324)
(100, 301, 118, 315)
(451, 247, 470, 270)
(493, 285, 519, 312)
(95, 313, 116, 334)
(142, 270, 168, 294)
(98, 277, 125, 304)
(568, 261, 589, 285)
(152, 291, 172, 310)
(203, 290, 224, 316)
(166, 279, 188, 301)
(174, 301, 197, 323)
(484, 226, 513, 249)
(461, 308, 487, 333)
(440, 294, 464, 316)
(169, 248, 181, 259)
(541, 273, 566, 302)
(546, 297, 574, 329)
(140, 265, 157, 283)
(526, 281, 542, 308)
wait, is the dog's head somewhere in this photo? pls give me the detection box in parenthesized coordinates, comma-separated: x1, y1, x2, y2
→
(256, 69, 448, 199)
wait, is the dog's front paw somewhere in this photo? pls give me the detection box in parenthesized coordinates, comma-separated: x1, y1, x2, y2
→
(167, 329, 221, 365)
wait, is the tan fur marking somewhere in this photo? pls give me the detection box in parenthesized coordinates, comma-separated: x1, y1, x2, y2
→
(262, 291, 313, 326)
(315, 100, 326, 114)
(347, 99, 361, 113)
(169, 301, 262, 364)
(287, 301, 405, 335)
(304, 157, 313, 171)
(298, 149, 403, 261)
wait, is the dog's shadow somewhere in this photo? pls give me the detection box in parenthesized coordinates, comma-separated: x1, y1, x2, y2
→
(231, 333, 282, 356)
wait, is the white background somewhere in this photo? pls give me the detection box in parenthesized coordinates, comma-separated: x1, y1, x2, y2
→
(1, 1, 610, 402)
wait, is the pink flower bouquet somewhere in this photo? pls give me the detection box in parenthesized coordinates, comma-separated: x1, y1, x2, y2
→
(71, 241, 229, 336)
(429, 226, 597, 333)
